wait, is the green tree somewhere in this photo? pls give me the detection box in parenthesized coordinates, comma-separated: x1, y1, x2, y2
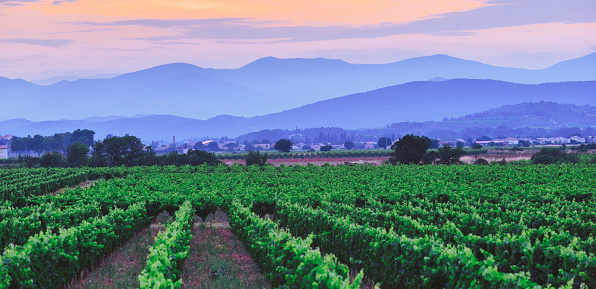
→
(389, 134, 431, 165)
(65, 141, 89, 167)
(274, 139, 293, 153)
(344, 141, 355, 150)
(531, 147, 578, 164)
(31, 134, 45, 156)
(193, 142, 205, 150)
(9, 136, 29, 155)
(186, 149, 221, 166)
(103, 135, 145, 166)
(429, 139, 441, 149)
(471, 143, 483, 149)
(206, 142, 220, 152)
(377, 137, 392, 149)
(224, 143, 238, 151)
(90, 140, 108, 167)
(320, 145, 332, 152)
(245, 150, 268, 166)
(421, 151, 439, 165)
(70, 129, 95, 147)
(40, 150, 66, 168)
(436, 144, 466, 165)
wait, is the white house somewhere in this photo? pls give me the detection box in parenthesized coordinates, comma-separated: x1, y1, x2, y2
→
(0, 145, 8, 159)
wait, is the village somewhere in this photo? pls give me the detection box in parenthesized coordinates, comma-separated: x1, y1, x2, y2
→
(1, 133, 594, 160)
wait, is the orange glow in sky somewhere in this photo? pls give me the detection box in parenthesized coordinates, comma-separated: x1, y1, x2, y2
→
(1, 0, 595, 80)
(35, 0, 486, 25)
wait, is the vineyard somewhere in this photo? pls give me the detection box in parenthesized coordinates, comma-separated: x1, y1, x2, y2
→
(1, 164, 595, 288)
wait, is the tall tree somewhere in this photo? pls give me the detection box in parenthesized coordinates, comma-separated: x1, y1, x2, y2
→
(344, 140, 355, 150)
(436, 144, 466, 165)
(65, 142, 90, 167)
(389, 134, 431, 165)
(103, 135, 145, 166)
(245, 150, 268, 166)
(70, 129, 95, 147)
(206, 141, 220, 152)
(377, 137, 392, 149)
(90, 140, 108, 167)
(274, 139, 293, 153)
(31, 135, 45, 156)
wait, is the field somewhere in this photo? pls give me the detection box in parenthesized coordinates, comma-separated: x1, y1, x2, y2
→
(1, 164, 595, 288)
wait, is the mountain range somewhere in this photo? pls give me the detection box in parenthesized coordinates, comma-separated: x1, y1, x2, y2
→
(234, 101, 596, 142)
(1, 79, 594, 141)
(1, 52, 595, 122)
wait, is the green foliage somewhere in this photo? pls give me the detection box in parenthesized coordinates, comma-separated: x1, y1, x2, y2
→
(389, 134, 431, 164)
(245, 150, 268, 166)
(65, 142, 89, 167)
(138, 201, 195, 289)
(436, 144, 466, 165)
(1, 203, 150, 288)
(40, 150, 66, 168)
(274, 139, 293, 153)
(277, 202, 545, 288)
(10, 130, 95, 156)
(228, 202, 362, 288)
(320, 144, 332, 151)
(103, 135, 145, 166)
(475, 158, 489, 165)
(2, 164, 595, 288)
(185, 149, 220, 166)
(377, 137, 392, 149)
(472, 143, 483, 149)
(206, 142, 220, 152)
(343, 141, 354, 150)
(531, 147, 579, 164)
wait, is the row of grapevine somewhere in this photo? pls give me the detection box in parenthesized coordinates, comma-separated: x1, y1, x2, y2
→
(0, 202, 151, 288)
(0, 166, 134, 202)
(276, 201, 550, 288)
(1, 164, 594, 288)
(228, 201, 362, 288)
(138, 200, 195, 288)
(0, 202, 102, 251)
(303, 200, 596, 287)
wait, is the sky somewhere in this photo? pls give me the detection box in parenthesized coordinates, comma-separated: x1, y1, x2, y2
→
(1, 0, 595, 81)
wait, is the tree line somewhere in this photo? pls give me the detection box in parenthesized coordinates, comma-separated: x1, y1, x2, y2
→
(8, 130, 220, 168)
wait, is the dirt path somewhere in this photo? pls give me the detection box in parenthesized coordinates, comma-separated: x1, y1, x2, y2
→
(67, 212, 171, 289)
(180, 209, 270, 289)
(51, 179, 100, 195)
(67, 209, 269, 289)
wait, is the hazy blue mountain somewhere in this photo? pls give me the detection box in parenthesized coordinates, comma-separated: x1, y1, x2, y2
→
(235, 102, 596, 142)
(30, 73, 121, 86)
(3, 80, 594, 140)
(2, 52, 594, 121)
(199, 53, 596, 105)
(543, 53, 596, 80)
(245, 79, 596, 130)
(1, 66, 276, 121)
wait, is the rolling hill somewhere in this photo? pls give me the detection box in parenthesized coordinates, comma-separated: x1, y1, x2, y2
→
(1, 52, 595, 121)
(1, 80, 594, 140)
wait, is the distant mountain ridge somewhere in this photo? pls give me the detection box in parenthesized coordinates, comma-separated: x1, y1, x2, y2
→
(1, 52, 595, 121)
(234, 101, 596, 142)
(1, 80, 594, 140)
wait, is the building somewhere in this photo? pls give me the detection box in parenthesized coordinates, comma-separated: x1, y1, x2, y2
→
(0, 145, 8, 159)
(253, 144, 271, 150)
